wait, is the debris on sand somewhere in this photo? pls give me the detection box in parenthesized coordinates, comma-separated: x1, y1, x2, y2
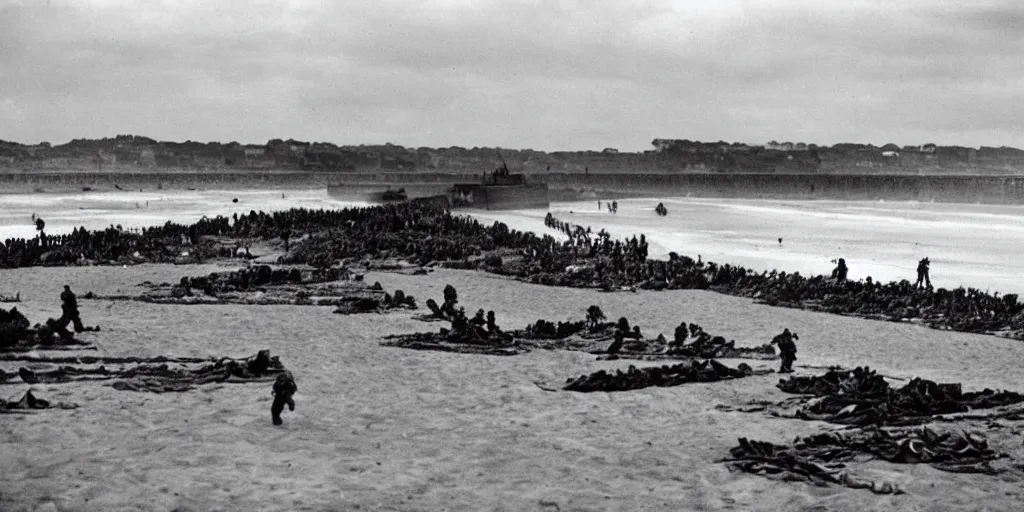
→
(84, 266, 415, 308)
(333, 283, 417, 314)
(563, 359, 762, 393)
(6, 350, 289, 394)
(384, 285, 523, 355)
(1, 306, 96, 352)
(772, 367, 1024, 426)
(510, 308, 778, 361)
(382, 331, 525, 356)
(0, 389, 78, 412)
(723, 426, 1006, 494)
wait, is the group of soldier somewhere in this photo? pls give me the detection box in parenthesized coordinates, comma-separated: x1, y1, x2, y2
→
(830, 257, 931, 290)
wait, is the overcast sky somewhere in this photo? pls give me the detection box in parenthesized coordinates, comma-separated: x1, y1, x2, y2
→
(1, 0, 1021, 151)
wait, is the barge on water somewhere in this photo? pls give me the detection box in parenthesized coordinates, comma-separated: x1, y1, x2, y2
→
(327, 165, 549, 210)
(449, 167, 549, 210)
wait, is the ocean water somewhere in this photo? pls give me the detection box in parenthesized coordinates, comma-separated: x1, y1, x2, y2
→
(0, 189, 365, 240)
(2, 189, 1023, 295)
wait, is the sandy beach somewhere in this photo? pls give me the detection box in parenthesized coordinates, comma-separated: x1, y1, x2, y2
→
(3, 262, 1024, 511)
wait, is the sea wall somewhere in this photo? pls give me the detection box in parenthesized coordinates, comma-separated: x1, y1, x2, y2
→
(0, 171, 331, 193)
(534, 173, 1024, 204)
(327, 172, 1024, 204)
(7, 171, 1024, 205)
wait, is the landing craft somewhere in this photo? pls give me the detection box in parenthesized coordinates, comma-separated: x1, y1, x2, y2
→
(327, 154, 549, 210)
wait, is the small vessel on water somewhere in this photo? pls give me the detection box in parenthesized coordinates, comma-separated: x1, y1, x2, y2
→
(372, 188, 408, 203)
(326, 155, 549, 210)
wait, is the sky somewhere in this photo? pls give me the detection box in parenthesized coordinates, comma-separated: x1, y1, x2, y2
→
(1, 0, 1022, 151)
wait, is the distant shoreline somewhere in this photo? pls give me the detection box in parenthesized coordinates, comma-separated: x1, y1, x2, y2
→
(6, 170, 1024, 205)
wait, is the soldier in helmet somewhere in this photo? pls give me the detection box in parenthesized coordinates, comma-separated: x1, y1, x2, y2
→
(771, 328, 799, 373)
(59, 285, 86, 333)
(271, 371, 298, 426)
(915, 257, 931, 290)
(831, 258, 848, 283)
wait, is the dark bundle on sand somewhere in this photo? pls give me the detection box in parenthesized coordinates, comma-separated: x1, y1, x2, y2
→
(178, 265, 307, 295)
(659, 321, 777, 360)
(0, 306, 31, 346)
(88, 267, 398, 307)
(563, 359, 757, 393)
(724, 426, 1003, 494)
(333, 285, 417, 314)
(381, 331, 524, 356)
(384, 285, 522, 355)
(11, 350, 287, 393)
(511, 309, 778, 361)
(776, 367, 1024, 425)
(413, 284, 461, 322)
(0, 389, 77, 412)
(1, 306, 96, 351)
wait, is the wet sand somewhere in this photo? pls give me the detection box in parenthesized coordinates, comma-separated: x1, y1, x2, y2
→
(3, 265, 1024, 511)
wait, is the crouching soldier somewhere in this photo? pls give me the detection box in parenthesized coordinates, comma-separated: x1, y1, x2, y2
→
(771, 329, 799, 373)
(271, 371, 297, 426)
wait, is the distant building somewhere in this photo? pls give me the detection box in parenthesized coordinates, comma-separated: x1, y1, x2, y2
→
(764, 141, 796, 151)
(139, 148, 156, 166)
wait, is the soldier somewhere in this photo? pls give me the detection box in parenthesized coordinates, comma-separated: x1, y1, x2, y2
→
(771, 329, 799, 373)
(673, 321, 689, 346)
(831, 258, 848, 283)
(59, 285, 85, 333)
(606, 330, 624, 356)
(486, 310, 499, 334)
(915, 257, 931, 290)
(470, 309, 486, 326)
(271, 371, 298, 426)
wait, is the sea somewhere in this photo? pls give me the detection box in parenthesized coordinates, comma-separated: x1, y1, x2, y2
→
(2, 189, 1024, 295)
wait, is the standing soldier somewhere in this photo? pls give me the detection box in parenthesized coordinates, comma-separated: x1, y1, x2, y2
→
(59, 285, 86, 333)
(271, 371, 298, 426)
(915, 257, 931, 290)
(831, 258, 849, 283)
(771, 328, 799, 373)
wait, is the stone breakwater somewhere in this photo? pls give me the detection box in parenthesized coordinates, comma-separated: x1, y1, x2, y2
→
(9, 170, 1024, 204)
(327, 172, 1024, 205)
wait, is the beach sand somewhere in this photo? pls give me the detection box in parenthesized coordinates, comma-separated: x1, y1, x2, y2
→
(3, 264, 1024, 511)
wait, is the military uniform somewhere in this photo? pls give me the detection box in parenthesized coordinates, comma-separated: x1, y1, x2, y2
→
(59, 285, 85, 333)
(272, 372, 298, 426)
(772, 329, 799, 373)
